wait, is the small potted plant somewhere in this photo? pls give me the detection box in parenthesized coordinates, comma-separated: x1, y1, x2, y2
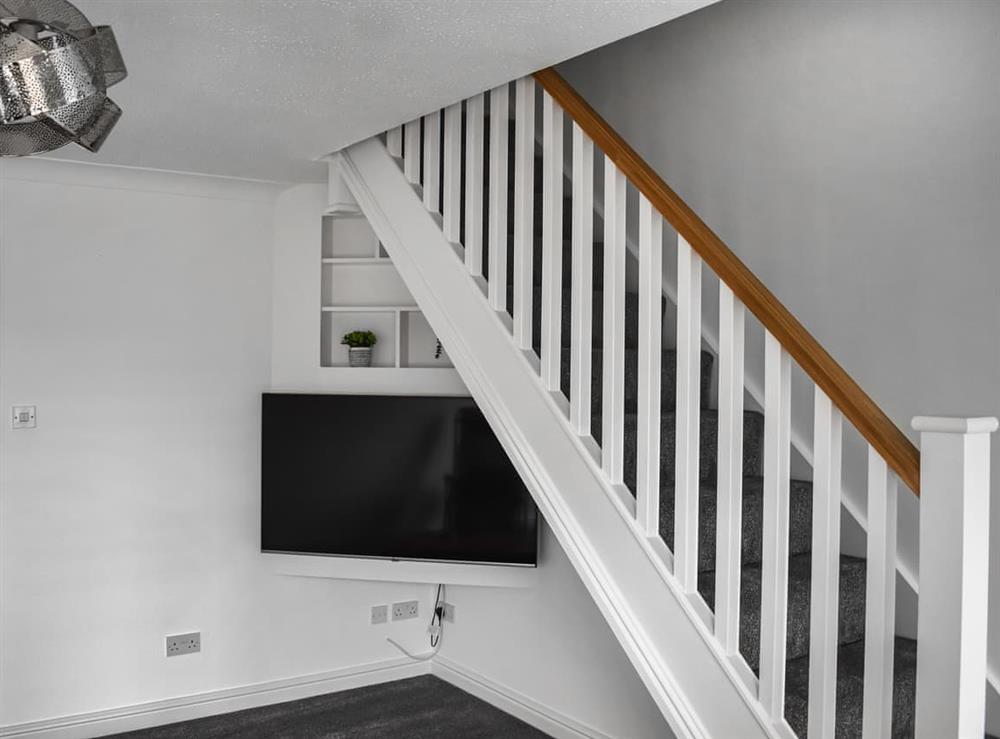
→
(341, 330, 377, 367)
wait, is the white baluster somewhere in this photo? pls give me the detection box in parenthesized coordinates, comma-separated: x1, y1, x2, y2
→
(442, 104, 462, 243)
(403, 119, 421, 184)
(715, 282, 745, 652)
(570, 124, 594, 436)
(912, 416, 997, 739)
(488, 85, 509, 313)
(513, 77, 535, 350)
(862, 448, 897, 739)
(540, 91, 564, 392)
(674, 235, 702, 590)
(636, 196, 662, 536)
(386, 126, 402, 158)
(759, 331, 791, 719)
(464, 94, 485, 277)
(602, 157, 626, 484)
(422, 110, 441, 213)
(809, 389, 843, 739)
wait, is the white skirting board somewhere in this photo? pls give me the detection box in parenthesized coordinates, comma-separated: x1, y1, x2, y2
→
(432, 655, 613, 739)
(0, 657, 430, 739)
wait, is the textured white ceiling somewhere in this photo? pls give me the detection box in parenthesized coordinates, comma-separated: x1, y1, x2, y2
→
(52, 0, 717, 183)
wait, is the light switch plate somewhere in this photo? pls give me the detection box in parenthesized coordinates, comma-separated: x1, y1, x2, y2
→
(11, 406, 35, 429)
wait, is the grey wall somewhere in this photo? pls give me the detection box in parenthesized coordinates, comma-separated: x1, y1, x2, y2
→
(560, 0, 1000, 697)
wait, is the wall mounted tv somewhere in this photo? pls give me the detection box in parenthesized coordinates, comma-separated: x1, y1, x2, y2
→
(261, 393, 538, 566)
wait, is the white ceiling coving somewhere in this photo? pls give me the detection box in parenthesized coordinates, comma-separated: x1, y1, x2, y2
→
(53, 0, 718, 183)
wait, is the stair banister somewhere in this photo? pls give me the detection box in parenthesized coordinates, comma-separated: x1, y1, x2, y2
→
(912, 416, 996, 739)
(532, 67, 921, 496)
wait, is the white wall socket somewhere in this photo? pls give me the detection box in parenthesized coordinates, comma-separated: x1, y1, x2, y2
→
(370, 604, 388, 625)
(165, 632, 200, 657)
(391, 600, 419, 621)
(441, 602, 455, 623)
(11, 406, 35, 429)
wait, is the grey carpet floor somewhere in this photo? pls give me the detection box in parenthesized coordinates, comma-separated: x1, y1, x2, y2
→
(107, 675, 550, 739)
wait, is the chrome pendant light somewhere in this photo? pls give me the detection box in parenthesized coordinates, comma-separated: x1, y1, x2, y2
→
(0, 0, 126, 156)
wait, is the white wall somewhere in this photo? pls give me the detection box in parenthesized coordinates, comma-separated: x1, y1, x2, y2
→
(440, 526, 673, 739)
(559, 0, 1000, 721)
(0, 160, 432, 730)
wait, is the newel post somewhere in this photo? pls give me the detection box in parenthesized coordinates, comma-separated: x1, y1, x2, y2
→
(912, 416, 997, 739)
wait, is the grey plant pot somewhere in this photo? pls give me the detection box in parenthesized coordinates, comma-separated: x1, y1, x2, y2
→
(348, 347, 373, 367)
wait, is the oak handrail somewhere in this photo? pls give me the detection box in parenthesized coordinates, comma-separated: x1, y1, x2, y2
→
(534, 67, 921, 495)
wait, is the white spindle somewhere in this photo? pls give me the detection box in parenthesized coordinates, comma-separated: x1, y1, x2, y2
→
(602, 157, 626, 485)
(422, 110, 441, 213)
(674, 235, 702, 590)
(403, 119, 421, 184)
(464, 94, 485, 277)
(714, 282, 744, 652)
(386, 126, 402, 158)
(540, 91, 564, 392)
(912, 416, 997, 739)
(570, 124, 594, 436)
(636, 196, 662, 536)
(442, 104, 462, 243)
(808, 389, 843, 739)
(488, 84, 509, 313)
(513, 77, 535, 350)
(759, 331, 791, 719)
(862, 448, 897, 739)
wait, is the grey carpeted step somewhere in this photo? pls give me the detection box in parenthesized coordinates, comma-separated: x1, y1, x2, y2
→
(698, 554, 868, 673)
(572, 348, 713, 418)
(513, 286, 649, 352)
(784, 637, 916, 739)
(657, 476, 813, 571)
(621, 409, 765, 494)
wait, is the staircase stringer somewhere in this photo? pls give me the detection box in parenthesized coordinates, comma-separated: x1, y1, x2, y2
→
(336, 138, 779, 739)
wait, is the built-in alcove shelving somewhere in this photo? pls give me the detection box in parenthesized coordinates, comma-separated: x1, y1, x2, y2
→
(320, 214, 454, 371)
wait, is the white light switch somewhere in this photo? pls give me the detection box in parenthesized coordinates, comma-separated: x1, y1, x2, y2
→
(11, 406, 35, 429)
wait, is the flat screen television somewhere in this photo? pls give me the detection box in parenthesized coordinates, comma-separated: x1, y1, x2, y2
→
(261, 393, 538, 566)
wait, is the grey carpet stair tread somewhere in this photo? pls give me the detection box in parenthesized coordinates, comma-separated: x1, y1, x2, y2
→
(514, 287, 649, 352)
(698, 554, 868, 672)
(568, 348, 713, 417)
(658, 476, 813, 571)
(784, 637, 916, 739)
(620, 409, 765, 494)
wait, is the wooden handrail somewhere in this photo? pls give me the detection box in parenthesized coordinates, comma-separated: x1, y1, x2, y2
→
(534, 67, 921, 495)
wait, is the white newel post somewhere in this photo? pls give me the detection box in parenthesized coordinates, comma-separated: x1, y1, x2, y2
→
(326, 161, 361, 215)
(912, 416, 997, 739)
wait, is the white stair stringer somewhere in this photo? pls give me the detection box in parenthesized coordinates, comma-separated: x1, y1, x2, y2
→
(336, 137, 777, 739)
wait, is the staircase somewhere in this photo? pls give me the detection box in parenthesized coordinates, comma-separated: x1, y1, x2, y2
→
(335, 69, 996, 739)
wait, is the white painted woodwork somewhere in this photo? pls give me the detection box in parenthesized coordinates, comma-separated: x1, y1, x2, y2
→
(808, 389, 843, 739)
(759, 331, 791, 720)
(488, 84, 509, 313)
(862, 448, 898, 739)
(339, 135, 774, 739)
(674, 235, 702, 590)
(569, 124, 594, 436)
(422, 110, 441, 213)
(512, 77, 535, 350)
(714, 283, 744, 653)
(464, 94, 485, 277)
(602, 157, 627, 485)
(403, 119, 421, 184)
(326, 162, 361, 215)
(442, 104, 462, 243)
(540, 91, 564, 392)
(912, 416, 997, 739)
(386, 125, 403, 158)
(636, 196, 662, 537)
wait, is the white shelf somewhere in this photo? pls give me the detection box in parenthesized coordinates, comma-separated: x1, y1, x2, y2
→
(321, 257, 393, 265)
(321, 305, 418, 312)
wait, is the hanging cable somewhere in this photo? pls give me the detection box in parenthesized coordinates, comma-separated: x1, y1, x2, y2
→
(386, 584, 446, 662)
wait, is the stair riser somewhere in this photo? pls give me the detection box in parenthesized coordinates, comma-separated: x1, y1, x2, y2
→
(621, 410, 765, 493)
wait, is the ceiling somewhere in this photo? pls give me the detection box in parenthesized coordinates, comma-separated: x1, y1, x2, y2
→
(50, 0, 717, 183)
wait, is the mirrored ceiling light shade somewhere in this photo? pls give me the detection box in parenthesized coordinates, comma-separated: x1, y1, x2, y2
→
(0, 0, 126, 156)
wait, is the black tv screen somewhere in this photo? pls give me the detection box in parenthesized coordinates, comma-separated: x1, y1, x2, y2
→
(261, 393, 538, 566)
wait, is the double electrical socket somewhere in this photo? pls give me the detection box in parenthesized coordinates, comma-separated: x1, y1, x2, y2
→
(165, 632, 200, 657)
(370, 600, 421, 625)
